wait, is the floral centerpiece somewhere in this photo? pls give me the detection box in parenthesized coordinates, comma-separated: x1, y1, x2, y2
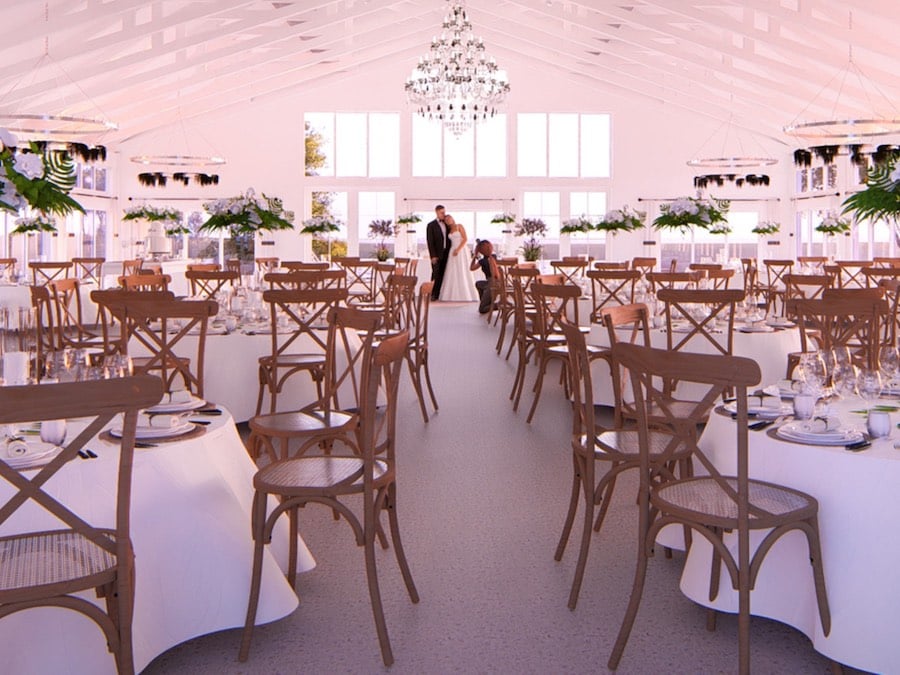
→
(201, 188, 295, 234)
(491, 212, 516, 227)
(653, 196, 729, 233)
(368, 218, 399, 261)
(560, 215, 594, 234)
(123, 204, 183, 225)
(165, 225, 192, 236)
(515, 217, 547, 262)
(752, 221, 780, 235)
(842, 154, 900, 225)
(815, 212, 851, 235)
(11, 215, 56, 235)
(595, 206, 644, 234)
(0, 129, 83, 226)
(396, 212, 422, 226)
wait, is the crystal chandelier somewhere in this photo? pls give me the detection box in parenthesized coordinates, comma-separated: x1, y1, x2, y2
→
(405, 1, 510, 137)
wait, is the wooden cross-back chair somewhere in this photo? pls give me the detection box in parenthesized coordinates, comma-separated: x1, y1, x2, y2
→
(555, 314, 682, 612)
(406, 281, 438, 423)
(761, 259, 793, 315)
(225, 258, 243, 276)
(688, 263, 723, 273)
(240, 329, 418, 668)
(91, 289, 175, 359)
(254, 257, 279, 274)
(393, 257, 418, 276)
(504, 266, 541, 365)
(256, 287, 348, 415)
(740, 258, 759, 295)
(797, 256, 828, 273)
(863, 265, 900, 288)
(264, 269, 346, 291)
(121, 259, 143, 276)
(594, 260, 630, 271)
(606, 343, 830, 675)
(631, 257, 656, 275)
(47, 278, 104, 351)
(30, 285, 58, 372)
(657, 288, 744, 397)
(30, 261, 72, 286)
(872, 256, 900, 268)
(0, 375, 164, 675)
(335, 259, 377, 305)
(378, 274, 417, 336)
(95, 294, 217, 397)
(118, 273, 171, 292)
(834, 259, 874, 289)
(705, 268, 735, 290)
(645, 271, 702, 294)
(550, 259, 590, 285)
(792, 297, 887, 372)
(586, 269, 641, 322)
(782, 273, 834, 318)
(186, 263, 220, 272)
(185, 270, 239, 298)
(0, 257, 16, 277)
(490, 264, 514, 353)
(71, 257, 105, 285)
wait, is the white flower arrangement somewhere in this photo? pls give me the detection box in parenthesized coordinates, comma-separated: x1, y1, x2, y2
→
(816, 212, 851, 235)
(201, 188, 295, 234)
(396, 212, 422, 225)
(300, 215, 344, 235)
(490, 212, 517, 224)
(11, 215, 56, 235)
(751, 221, 780, 236)
(560, 215, 594, 234)
(595, 206, 644, 234)
(123, 204, 184, 226)
(654, 196, 729, 233)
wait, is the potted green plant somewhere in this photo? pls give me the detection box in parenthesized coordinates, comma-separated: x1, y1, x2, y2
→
(653, 196, 730, 233)
(367, 218, 398, 261)
(515, 217, 547, 262)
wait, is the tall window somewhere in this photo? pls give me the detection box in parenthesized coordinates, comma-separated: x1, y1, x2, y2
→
(569, 192, 607, 258)
(523, 190, 560, 240)
(411, 114, 507, 177)
(517, 113, 610, 177)
(81, 210, 107, 257)
(304, 113, 399, 177)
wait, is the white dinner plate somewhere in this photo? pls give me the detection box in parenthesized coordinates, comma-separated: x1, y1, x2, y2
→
(766, 318, 796, 328)
(145, 394, 207, 414)
(723, 401, 792, 418)
(739, 324, 775, 333)
(776, 422, 864, 446)
(3, 441, 63, 469)
(110, 421, 196, 440)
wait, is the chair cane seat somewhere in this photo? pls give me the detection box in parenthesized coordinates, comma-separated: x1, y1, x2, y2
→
(653, 476, 817, 528)
(258, 353, 325, 369)
(593, 428, 684, 460)
(250, 409, 355, 436)
(254, 456, 389, 493)
(0, 530, 119, 602)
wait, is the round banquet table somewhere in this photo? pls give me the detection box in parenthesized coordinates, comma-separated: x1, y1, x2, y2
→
(0, 407, 312, 674)
(678, 397, 900, 673)
(586, 322, 801, 405)
(0, 281, 101, 324)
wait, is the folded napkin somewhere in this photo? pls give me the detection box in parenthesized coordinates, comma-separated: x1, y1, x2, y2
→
(805, 416, 841, 433)
(5, 439, 29, 457)
(140, 413, 181, 429)
(168, 390, 193, 404)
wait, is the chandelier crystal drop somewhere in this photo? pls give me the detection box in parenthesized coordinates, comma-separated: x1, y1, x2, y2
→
(405, 1, 510, 137)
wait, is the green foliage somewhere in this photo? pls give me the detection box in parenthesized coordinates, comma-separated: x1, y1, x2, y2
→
(312, 237, 347, 259)
(842, 159, 900, 224)
(201, 190, 295, 234)
(305, 121, 329, 177)
(0, 142, 84, 217)
(654, 196, 729, 233)
(516, 218, 546, 261)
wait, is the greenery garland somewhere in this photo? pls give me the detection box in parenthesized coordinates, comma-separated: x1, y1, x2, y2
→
(123, 205, 184, 226)
(396, 212, 422, 225)
(751, 221, 780, 235)
(490, 212, 516, 225)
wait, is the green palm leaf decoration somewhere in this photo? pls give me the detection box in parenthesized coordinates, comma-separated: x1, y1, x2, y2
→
(842, 160, 900, 224)
(0, 141, 84, 217)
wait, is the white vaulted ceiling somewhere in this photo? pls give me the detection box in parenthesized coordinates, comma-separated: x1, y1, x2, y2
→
(0, 0, 898, 145)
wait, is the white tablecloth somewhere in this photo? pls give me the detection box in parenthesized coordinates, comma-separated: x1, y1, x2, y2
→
(586, 324, 801, 405)
(0, 409, 311, 674)
(0, 282, 101, 325)
(679, 398, 900, 673)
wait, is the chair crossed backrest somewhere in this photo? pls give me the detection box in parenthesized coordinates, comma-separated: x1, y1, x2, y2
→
(594, 260, 630, 270)
(550, 259, 590, 285)
(118, 273, 171, 292)
(30, 285, 58, 370)
(586, 269, 641, 321)
(761, 259, 793, 315)
(0, 257, 16, 277)
(876, 279, 900, 346)
(600, 303, 654, 427)
(631, 257, 656, 275)
(95, 293, 217, 396)
(0, 376, 163, 675)
(689, 263, 723, 273)
(281, 261, 330, 272)
(47, 278, 104, 350)
(873, 256, 900, 268)
(225, 258, 243, 276)
(834, 259, 874, 289)
(782, 273, 834, 318)
(256, 287, 348, 415)
(740, 258, 759, 294)
(240, 327, 418, 667)
(186, 263, 220, 272)
(793, 297, 887, 370)
(254, 257, 279, 273)
(645, 271, 702, 294)
(505, 266, 541, 369)
(264, 269, 346, 291)
(30, 261, 72, 286)
(705, 268, 735, 290)
(797, 256, 828, 273)
(393, 257, 418, 276)
(657, 288, 742, 358)
(863, 265, 900, 288)
(91, 289, 176, 358)
(71, 257, 105, 285)
(121, 259, 143, 276)
(185, 270, 239, 298)
(405, 281, 438, 423)
(379, 274, 417, 335)
(606, 343, 830, 675)
(336, 259, 377, 304)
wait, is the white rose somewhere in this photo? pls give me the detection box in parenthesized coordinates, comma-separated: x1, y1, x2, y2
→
(14, 153, 43, 179)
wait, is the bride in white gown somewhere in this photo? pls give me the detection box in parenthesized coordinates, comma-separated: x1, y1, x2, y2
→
(439, 215, 479, 302)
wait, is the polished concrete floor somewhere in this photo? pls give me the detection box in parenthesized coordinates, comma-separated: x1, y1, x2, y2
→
(145, 302, 856, 674)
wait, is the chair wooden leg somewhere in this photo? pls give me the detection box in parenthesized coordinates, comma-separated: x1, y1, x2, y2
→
(113, 557, 136, 675)
(805, 517, 832, 635)
(591, 473, 618, 533)
(405, 355, 429, 423)
(526, 356, 548, 423)
(385, 483, 419, 603)
(554, 461, 581, 562)
(706, 607, 718, 632)
(364, 519, 394, 667)
(239, 491, 269, 662)
(422, 355, 439, 411)
(708, 527, 723, 602)
(608, 531, 652, 670)
(567, 476, 596, 611)
(287, 506, 298, 588)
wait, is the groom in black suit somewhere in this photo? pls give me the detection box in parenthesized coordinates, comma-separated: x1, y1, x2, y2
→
(426, 204, 450, 300)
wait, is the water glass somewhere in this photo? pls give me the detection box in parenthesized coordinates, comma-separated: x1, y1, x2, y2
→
(857, 368, 883, 410)
(867, 410, 891, 439)
(792, 393, 816, 420)
(879, 346, 899, 389)
(40, 419, 67, 446)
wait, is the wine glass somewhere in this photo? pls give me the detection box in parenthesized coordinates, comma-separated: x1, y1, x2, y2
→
(797, 352, 827, 395)
(832, 361, 858, 401)
(857, 368, 883, 411)
(879, 346, 900, 392)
